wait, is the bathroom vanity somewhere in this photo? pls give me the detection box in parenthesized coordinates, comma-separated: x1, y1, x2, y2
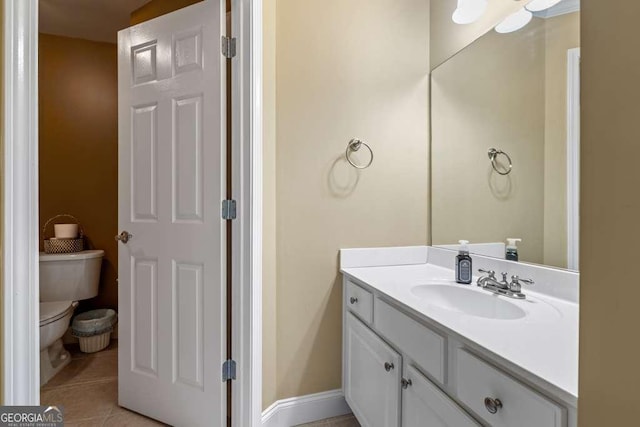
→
(341, 246, 578, 427)
(340, 4, 580, 426)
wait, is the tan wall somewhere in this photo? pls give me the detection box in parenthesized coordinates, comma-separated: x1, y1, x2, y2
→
(275, 0, 430, 400)
(262, 0, 278, 411)
(430, 0, 528, 69)
(543, 12, 580, 268)
(39, 34, 118, 310)
(579, 1, 640, 424)
(431, 19, 547, 264)
(130, 0, 203, 25)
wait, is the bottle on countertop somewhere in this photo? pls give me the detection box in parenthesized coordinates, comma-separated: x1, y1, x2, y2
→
(506, 238, 522, 262)
(455, 240, 472, 284)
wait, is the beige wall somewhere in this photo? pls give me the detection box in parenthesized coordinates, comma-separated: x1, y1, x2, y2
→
(431, 19, 547, 264)
(543, 12, 580, 268)
(430, 0, 528, 69)
(274, 0, 430, 400)
(579, 0, 640, 424)
(262, 0, 278, 411)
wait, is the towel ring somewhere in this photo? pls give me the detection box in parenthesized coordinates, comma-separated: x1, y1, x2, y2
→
(488, 148, 512, 176)
(346, 138, 374, 169)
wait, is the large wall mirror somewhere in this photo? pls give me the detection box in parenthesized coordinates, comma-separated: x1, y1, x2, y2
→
(431, 1, 580, 270)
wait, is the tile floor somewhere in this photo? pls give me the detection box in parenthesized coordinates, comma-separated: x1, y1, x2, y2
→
(40, 341, 165, 426)
(41, 341, 359, 426)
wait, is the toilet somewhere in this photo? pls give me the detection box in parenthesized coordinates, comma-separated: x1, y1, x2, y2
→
(39, 249, 104, 386)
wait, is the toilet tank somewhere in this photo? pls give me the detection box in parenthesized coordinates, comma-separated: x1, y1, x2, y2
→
(39, 250, 104, 302)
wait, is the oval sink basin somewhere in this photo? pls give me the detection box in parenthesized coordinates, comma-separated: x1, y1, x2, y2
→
(411, 285, 526, 320)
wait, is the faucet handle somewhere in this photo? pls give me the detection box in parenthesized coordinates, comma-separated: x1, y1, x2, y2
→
(509, 276, 534, 293)
(511, 275, 534, 285)
(478, 269, 495, 278)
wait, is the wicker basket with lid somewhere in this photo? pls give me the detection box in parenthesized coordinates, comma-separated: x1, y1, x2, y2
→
(42, 214, 84, 254)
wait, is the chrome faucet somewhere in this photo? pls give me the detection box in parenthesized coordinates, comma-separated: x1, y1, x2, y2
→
(477, 269, 534, 299)
(476, 269, 508, 289)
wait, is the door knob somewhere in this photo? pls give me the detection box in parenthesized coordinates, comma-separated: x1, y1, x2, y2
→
(401, 378, 412, 389)
(115, 231, 133, 244)
(384, 362, 394, 372)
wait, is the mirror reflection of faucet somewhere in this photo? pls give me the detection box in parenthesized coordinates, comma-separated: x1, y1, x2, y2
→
(477, 268, 534, 299)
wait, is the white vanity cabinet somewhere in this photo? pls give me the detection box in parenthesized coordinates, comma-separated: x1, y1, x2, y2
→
(344, 306, 475, 427)
(343, 278, 571, 427)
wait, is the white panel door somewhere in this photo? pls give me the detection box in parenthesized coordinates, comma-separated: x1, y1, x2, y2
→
(117, 2, 226, 426)
(345, 313, 401, 427)
(402, 365, 479, 427)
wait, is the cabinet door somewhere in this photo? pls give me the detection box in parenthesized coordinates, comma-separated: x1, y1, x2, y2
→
(403, 365, 479, 427)
(345, 312, 401, 427)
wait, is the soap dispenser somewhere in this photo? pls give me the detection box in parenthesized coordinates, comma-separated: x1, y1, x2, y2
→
(455, 240, 473, 284)
(506, 238, 522, 261)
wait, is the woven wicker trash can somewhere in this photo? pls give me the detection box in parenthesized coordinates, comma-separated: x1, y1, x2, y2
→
(71, 309, 117, 353)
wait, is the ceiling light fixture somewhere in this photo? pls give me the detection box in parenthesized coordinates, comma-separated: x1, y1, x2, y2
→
(452, 0, 488, 25)
(525, 0, 564, 12)
(494, 7, 533, 33)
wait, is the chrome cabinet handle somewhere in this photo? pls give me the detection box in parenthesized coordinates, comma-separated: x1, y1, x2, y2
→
(349, 297, 358, 304)
(384, 362, 394, 372)
(115, 231, 133, 244)
(401, 378, 412, 389)
(484, 397, 503, 414)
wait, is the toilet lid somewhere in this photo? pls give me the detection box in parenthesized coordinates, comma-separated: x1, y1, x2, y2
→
(40, 301, 74, 326)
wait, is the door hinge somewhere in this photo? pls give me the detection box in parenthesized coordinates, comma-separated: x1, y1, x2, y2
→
(221, 36, 236, 59)
(221, 199, 237, 220)
(222, 359, 236, 382)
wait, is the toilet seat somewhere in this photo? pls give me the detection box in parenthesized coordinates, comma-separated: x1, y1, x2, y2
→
(40, 301, 75, 327)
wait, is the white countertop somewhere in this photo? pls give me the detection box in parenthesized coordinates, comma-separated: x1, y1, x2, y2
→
(341, 261, 579, 405)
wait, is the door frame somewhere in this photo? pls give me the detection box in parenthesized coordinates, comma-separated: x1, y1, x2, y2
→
(1, 0, 40, 405)
(566, 47, 580, 271)
(1, 1, 263, 425)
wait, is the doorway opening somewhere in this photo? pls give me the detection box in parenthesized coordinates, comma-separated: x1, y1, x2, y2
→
(2, 0, 262, 425)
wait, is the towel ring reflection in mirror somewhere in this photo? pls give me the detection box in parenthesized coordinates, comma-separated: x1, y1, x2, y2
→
(346, 138, 374, 169)
(488, 148, 512, 175)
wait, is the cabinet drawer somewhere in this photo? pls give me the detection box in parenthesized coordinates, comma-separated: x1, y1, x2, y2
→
(403, 365, 479, 427)
(456, 349, 566, 427)
(374, 298, 445, 384)
(345, 280, 373, 324)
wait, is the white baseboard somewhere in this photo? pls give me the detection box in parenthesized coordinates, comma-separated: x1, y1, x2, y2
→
(261, 389, 352, 427)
